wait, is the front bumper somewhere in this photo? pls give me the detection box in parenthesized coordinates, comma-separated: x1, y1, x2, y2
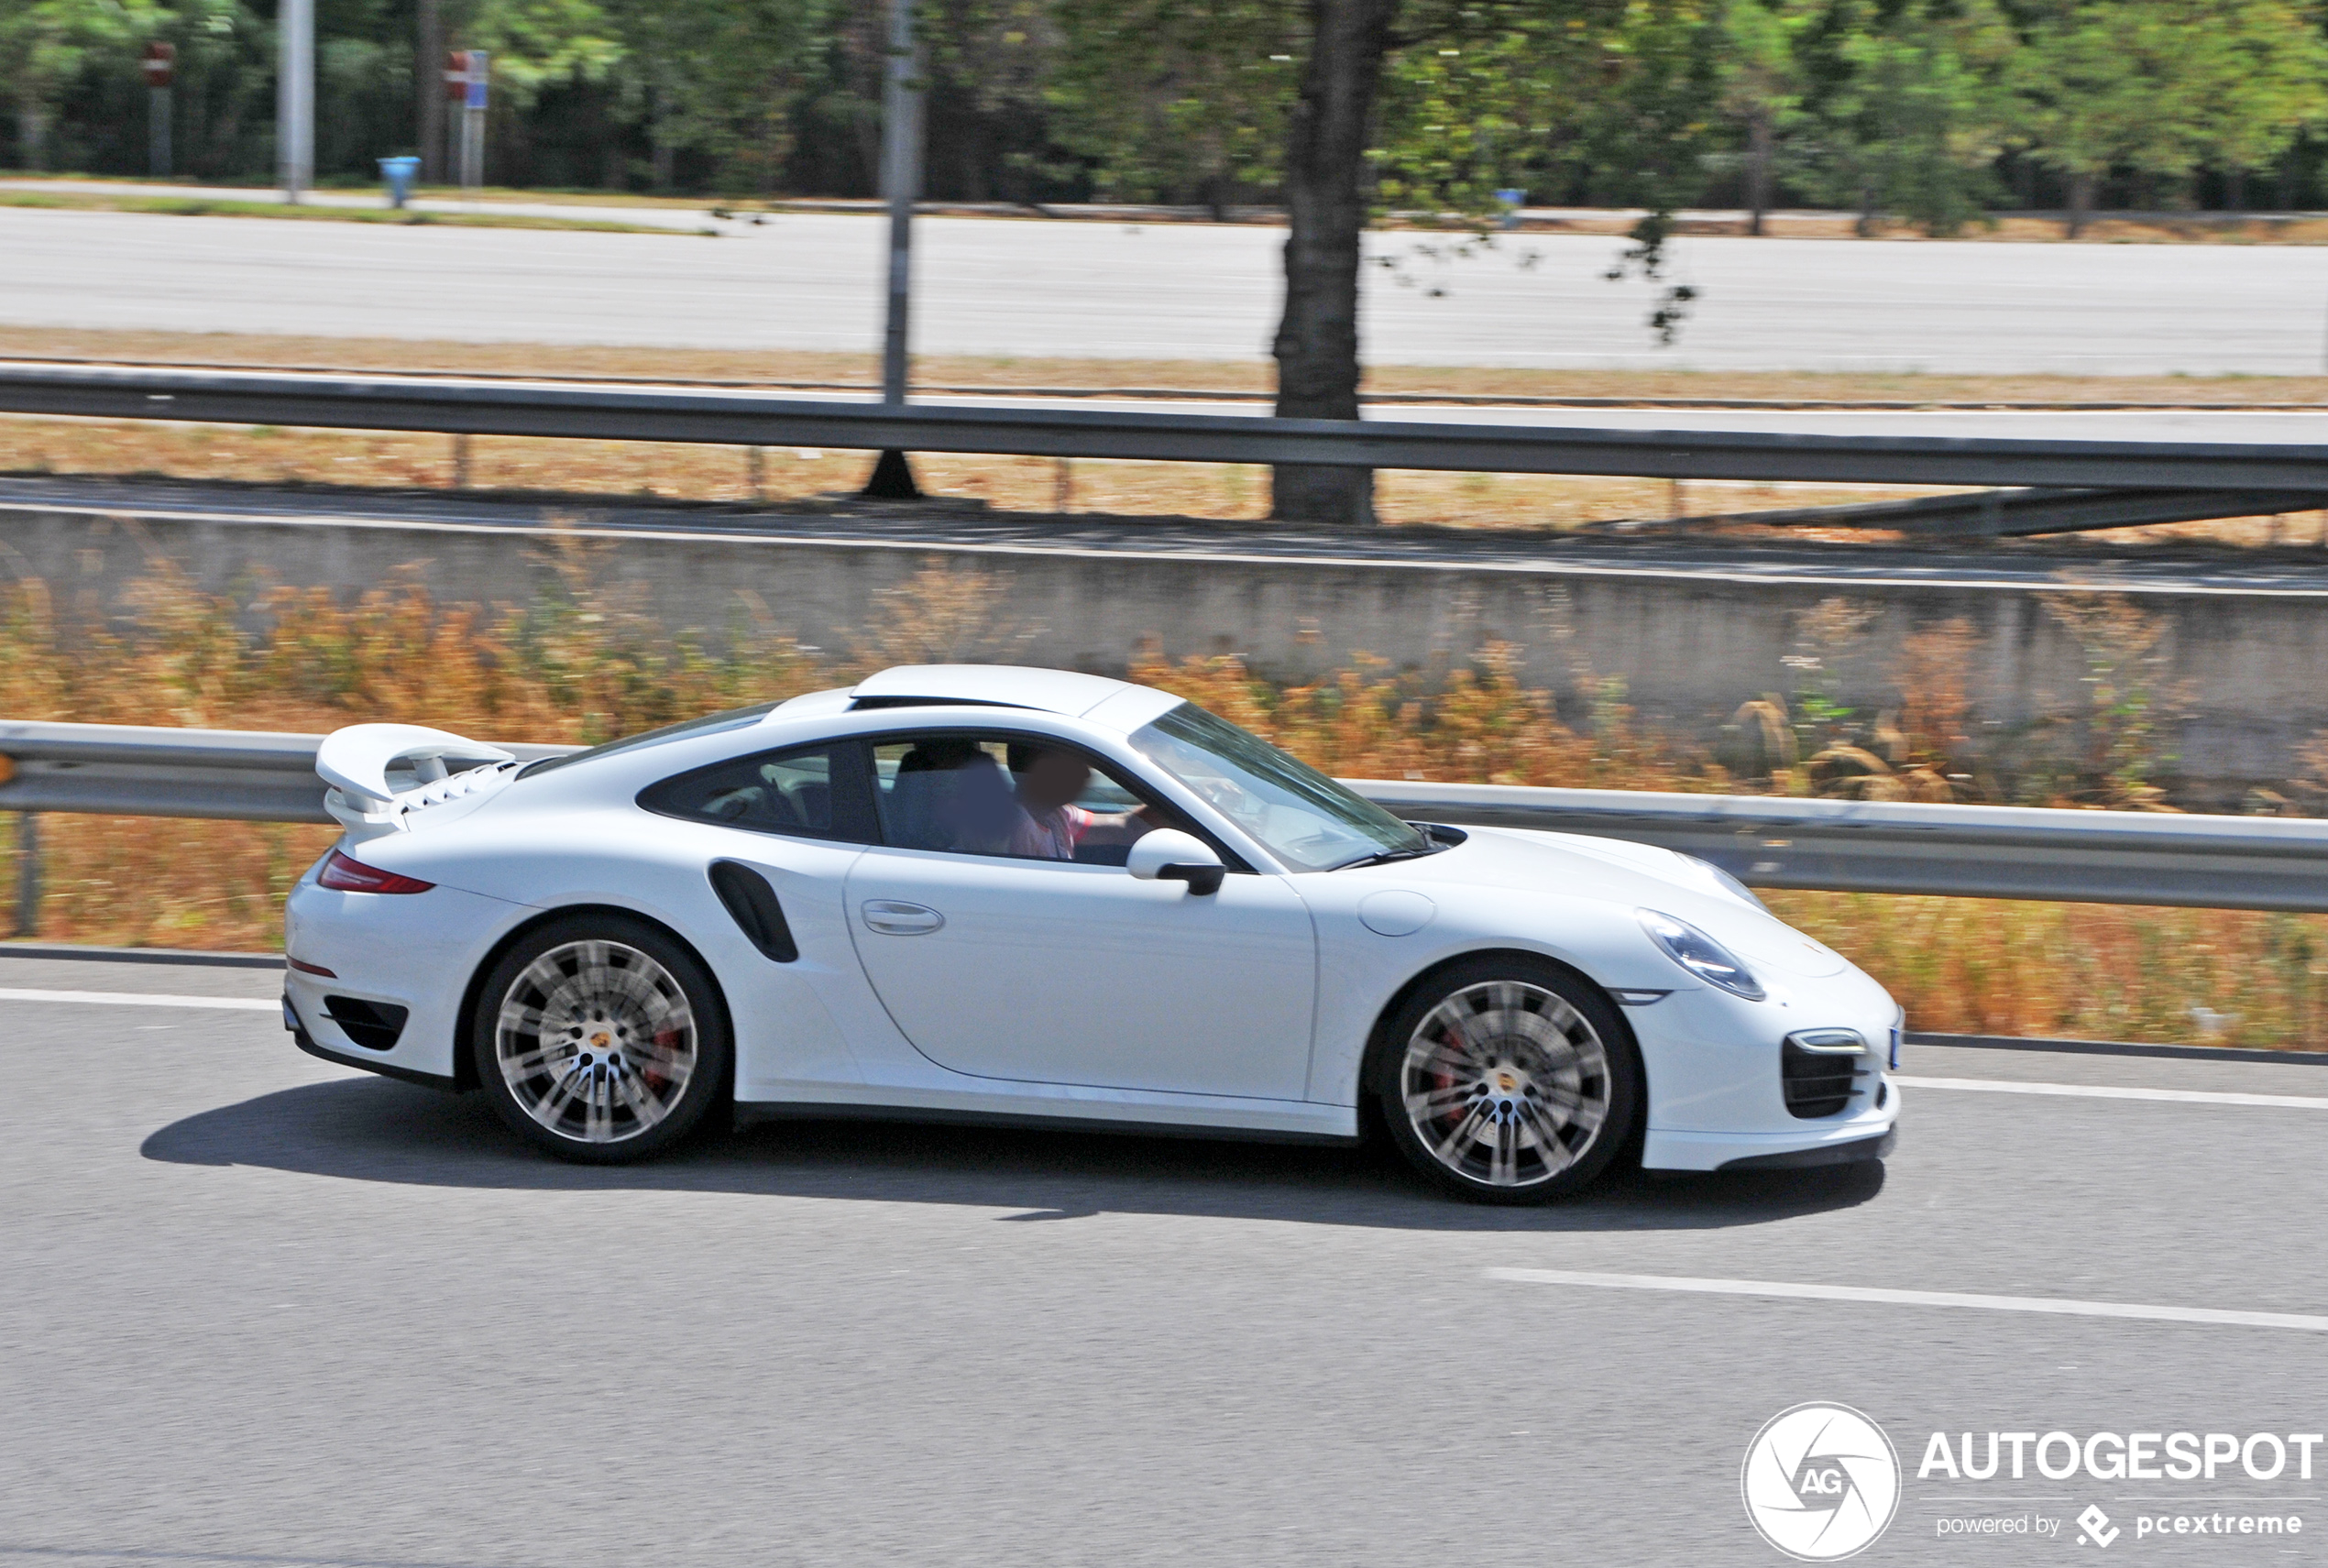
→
(1631, 970, 1902, 1171)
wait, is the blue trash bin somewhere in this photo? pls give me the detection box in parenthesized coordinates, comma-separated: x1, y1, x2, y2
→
(1495, 188, 1526, 231)
(379, 156, 421, 210)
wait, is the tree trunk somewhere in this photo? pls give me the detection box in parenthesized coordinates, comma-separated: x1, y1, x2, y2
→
(1270, 0, 1399, 527)
(2067, 170, 2093, 238)
(1745, 110, 1772, 236)
(2225, 166, 2246, 213)
(1856, 178, 1876, 237)
(416, 0, 444, 182)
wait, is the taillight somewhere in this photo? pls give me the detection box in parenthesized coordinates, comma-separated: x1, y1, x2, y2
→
(318, 849, 434, 894)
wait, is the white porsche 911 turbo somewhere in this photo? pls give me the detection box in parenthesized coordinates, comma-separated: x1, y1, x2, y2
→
(281, 663, 1899, 1202)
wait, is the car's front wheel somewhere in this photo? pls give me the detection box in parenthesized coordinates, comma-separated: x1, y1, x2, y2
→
(473, 914, 730, 1164)
(1372, 957, 1640, 1203)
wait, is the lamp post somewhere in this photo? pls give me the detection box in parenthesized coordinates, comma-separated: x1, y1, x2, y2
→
(861, 0, 926, 500)
(278, 0, 313, 201)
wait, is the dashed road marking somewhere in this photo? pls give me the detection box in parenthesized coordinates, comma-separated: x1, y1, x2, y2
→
(0, 986, 280, 1012)
(1487, 1268, 2328, 1332)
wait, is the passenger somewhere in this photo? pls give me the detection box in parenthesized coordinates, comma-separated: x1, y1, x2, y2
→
(1005, 742, 1160, 861)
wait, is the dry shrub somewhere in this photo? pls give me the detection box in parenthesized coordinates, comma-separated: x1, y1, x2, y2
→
(6, 555, 2327, 1049)
(1126, 642, 1700, 790)
(1769, 893, 2326, 1050)
(2037, 593, 2192, 810)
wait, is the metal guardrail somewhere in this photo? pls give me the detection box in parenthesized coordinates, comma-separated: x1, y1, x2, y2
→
(5, 722, 2326, 935)
(1700, 485, 2328, 540)
(6, 361, 2328, 498)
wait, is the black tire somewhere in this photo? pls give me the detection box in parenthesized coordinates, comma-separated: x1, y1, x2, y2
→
(471, 913, 731, 1164)
(1370, 955, 1641, 1204)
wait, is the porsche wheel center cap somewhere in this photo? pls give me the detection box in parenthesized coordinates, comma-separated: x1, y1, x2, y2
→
(1477, 1063, 1533, 1123)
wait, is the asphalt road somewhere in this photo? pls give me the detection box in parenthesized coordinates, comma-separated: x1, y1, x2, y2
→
(10, 204, 2328, 374)
(4, 949, 2326, 1567)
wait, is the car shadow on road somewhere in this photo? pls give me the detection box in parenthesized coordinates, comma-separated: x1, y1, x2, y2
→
(141, 1076, 1885, 1233)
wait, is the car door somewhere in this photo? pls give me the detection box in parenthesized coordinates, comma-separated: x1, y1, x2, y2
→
(842, 731, 1318, 1102)
(638, 740, 883, 1094)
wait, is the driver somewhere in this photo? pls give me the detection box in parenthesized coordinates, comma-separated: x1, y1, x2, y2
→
(1005, 742, 1161, 861)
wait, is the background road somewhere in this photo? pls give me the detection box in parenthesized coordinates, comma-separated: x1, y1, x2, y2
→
(9, 206, 2328, 375)
(5, 949, 2326, 1567)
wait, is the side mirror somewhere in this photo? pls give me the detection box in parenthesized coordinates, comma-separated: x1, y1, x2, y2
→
(1126, 828, 1226, 895)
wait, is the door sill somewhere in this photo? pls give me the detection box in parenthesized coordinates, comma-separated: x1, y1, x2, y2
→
(734, 1099, 1359, 1146)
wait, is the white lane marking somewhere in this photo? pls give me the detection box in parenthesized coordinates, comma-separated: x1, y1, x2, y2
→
(1486, 1268, 2328, 1332)
(1895, 1074, 2328, 1110)
(0, 986, 280, 1012)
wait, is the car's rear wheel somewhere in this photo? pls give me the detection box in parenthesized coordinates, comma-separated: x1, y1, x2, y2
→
(473, 914, 730, 1164)
(1372, 957, 1639, 1204)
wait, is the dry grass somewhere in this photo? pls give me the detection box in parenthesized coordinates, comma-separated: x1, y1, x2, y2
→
(0, 191, 679, 234)
(7, 411, 2318, 543)
(9, 323, 2328, 406)
(6, 557, 2321, 1050)
(1516, 210, 2328, 247)
(7, 326, 2326, 543)
(0, 412, 1935, 532)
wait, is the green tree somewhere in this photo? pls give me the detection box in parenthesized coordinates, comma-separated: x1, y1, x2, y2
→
(1799, 0, 2011, 236)
(1719, 0, 1817, 234)
(1051, 1, 1720, 523)
(2186, 0, 2328, 209)
(1568, 0, 1722, 334)
(2010, 0, 2210, 235)
(1046, 0, 1291, 214)
(3, 0, 156, 169)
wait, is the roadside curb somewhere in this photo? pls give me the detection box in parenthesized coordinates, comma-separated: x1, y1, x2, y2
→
(0, 941, 282, 969)
(1908, 1030, 2328, 1067)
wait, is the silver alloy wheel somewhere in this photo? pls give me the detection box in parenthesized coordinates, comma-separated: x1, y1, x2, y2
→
(1399, 980, 1612, 1189)
(494, 938, 698, 1145)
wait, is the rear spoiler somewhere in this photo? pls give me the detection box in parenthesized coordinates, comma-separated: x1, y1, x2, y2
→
(317, 723, 519, 841)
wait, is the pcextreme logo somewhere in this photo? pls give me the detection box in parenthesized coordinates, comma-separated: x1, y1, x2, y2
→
(1744, 1402, 1905, 1561)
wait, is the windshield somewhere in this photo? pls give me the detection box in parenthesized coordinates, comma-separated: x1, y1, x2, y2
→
(1126, 702, 1430, 872)
(516, 701, 781, 780)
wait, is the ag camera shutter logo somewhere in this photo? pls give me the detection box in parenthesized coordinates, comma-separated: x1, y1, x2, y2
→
(1742, 1402, 1903, 1561)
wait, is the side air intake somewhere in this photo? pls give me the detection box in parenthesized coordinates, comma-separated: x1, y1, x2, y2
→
(709, 861, 799, 962)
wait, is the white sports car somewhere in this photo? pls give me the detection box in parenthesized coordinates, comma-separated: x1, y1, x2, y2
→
(281, 663, 1900, 1202)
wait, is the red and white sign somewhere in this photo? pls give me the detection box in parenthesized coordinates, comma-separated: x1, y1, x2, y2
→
(141, 42, 175, 88)
(444, 49, 488, 108)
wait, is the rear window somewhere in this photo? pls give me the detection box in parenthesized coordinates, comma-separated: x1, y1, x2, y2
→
(516, 702, 781, 781)
(640, 743, 876, 843)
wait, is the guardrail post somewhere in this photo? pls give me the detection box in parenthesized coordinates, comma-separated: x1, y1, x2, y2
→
(13, 812, 38, 938)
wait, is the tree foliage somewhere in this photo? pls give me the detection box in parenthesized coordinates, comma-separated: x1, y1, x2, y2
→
(11, 0, 2328, 222)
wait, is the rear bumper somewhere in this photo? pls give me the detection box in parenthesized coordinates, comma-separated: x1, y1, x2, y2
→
(284, 994, 459, 1093)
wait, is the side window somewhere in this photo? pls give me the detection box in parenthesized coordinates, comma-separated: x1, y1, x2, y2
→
(641, 743, 873, 841)
(870, 732, 1191, 864)
(873, 736, 1017, 855)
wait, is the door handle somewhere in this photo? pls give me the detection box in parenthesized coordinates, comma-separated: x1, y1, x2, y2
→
(862, 899, 945, 936)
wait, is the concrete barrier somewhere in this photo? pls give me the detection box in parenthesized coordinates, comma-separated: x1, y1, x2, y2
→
(6, 485, 2323, 806)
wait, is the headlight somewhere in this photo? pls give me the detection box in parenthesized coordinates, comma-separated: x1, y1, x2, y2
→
(1637, 908, 1766, 1001)
(1685, 854, 1770, 915)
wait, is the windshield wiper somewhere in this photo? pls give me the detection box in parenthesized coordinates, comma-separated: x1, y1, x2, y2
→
(1330, 841, 1444, 871)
